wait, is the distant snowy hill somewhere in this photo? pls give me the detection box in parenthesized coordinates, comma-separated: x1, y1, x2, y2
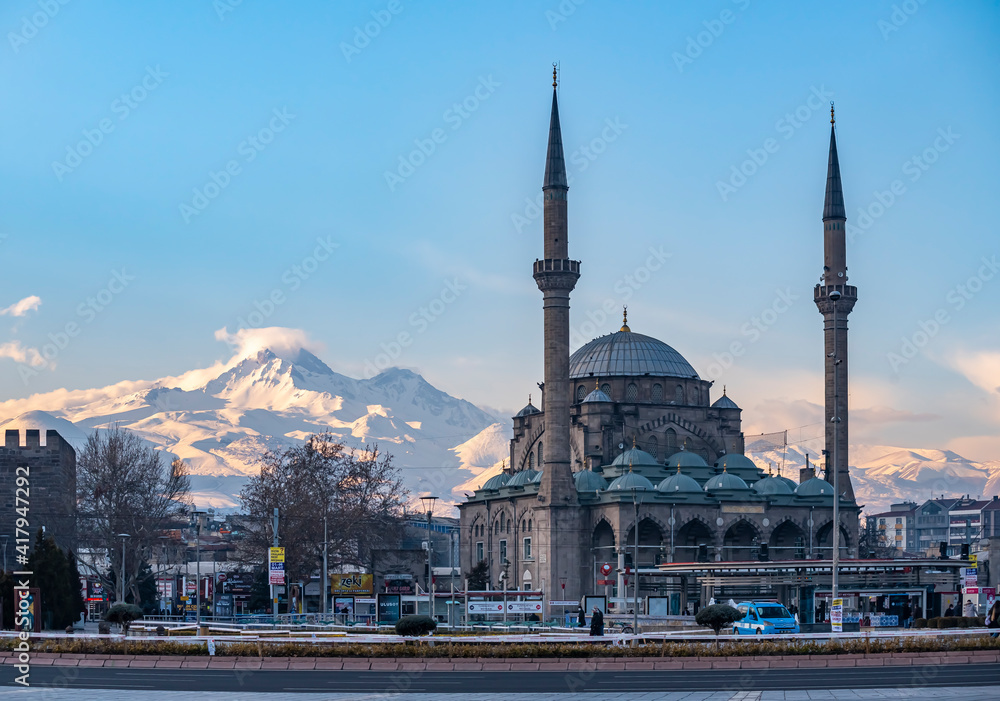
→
(0, 341, 510, 512)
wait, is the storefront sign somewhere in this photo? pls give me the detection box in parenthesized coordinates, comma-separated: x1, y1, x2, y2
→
(506, 601, 543, 614)
(331, 573, 373, 595)
(467, 601, 504, 614)
(377, 593, 401, 623)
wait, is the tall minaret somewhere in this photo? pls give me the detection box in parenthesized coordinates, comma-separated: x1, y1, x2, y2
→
(813, 104, 857, 501)
(533, 66, 581, 601)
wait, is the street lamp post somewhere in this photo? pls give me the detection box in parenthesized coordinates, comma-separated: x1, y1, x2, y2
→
(1, 535, 8, 573)
(420, 496, 438, 621)
(829, 288, 842, 602)
(630, 487, 643, 635)
(189, 509, 204, 627)
(117, 534, 131, 603)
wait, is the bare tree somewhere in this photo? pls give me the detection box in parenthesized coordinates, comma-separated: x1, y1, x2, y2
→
(238, 434, 407, 590)
(76, 426, 190, 602)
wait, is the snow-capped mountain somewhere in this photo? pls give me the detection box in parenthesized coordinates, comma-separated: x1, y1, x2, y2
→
(745, 442, 1000, 513)
(0, 342, 510, 511)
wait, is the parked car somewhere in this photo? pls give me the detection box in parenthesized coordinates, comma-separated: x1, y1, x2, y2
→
(733, 601, 799, 635)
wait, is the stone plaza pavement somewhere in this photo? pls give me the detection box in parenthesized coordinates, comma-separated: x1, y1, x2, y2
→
(2, 687, 1000, 700)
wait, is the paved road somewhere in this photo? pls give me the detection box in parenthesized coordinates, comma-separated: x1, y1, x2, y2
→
(2, 663, 999, 695)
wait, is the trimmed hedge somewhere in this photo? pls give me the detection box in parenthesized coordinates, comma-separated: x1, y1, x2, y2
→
(913, 618, 927, 629)
(394, 615, 437, 637)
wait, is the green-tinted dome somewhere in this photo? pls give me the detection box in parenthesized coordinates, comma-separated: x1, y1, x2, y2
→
(704, 471, 750, 492)
(582, 387, 612, 403)
(607, 472, 655, 491)
(714, 454, 756, 471)
(515, 402, 540, 418)
(575, 469, 609, 492)
(666, 450, 708, 469)
(611, 448, 659, 468)
(506, 469, 539, 487)
(752, 476, 795, 496)
(530, 470, 543, 484)
(481, 472, 510, 491)
(796, 477, 834, 497)
(774, 474, 798, 491)
(657, 471, 702, 494)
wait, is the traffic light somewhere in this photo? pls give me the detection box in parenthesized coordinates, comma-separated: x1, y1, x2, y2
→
(960, 544, 970, 559)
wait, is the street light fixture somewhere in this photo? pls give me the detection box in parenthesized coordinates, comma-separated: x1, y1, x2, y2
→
(420, 496, 438, 621)
(189, 508, 204, 627)
(630, 486, 644, 636)
(116, 534, 131, 603)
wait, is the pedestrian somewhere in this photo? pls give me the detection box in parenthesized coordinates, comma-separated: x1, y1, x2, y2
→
(987, 600, 1000, 638)
(577, 607, 586, 627)
(963, 599, 977, 618)
(589, 606, 604, 637)
(944, 604, 955, 617)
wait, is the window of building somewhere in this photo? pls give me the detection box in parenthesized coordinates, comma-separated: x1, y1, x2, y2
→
(523, 537, 532, 559)
(476, 542, 484, 562)
(896, 517, 902, 525)
(675, 385, 684, 404)
(665, 428, 677, 452)
(507, 521, 511, 534)
(626, 383, 638, 402)
(600, 383, 612, 398)
(652, 383, 663, 402)
(499, 540, 507, 564)
(537, 442, 543, 466)
(647, 435, 658, 460)
(528, 452, 534, 469)
(528, 519, 532, 532)
(577, 385, 586, 402)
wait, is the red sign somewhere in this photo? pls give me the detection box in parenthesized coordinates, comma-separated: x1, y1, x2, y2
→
(597, 579, 614, 585)
(600, 564, 613, 576)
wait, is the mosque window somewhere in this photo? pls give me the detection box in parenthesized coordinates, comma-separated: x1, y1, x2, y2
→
(675, 385, 684, 404)
(665, 428, 677, 452)
(507, 521, 511, 534)
(577, 385, 586, 402)
(626, 383, 638, 402)
(476, 542, 484, 562)
(647, 435, 658, 460)
(528, 519, 532, 532)
(651, 383, 663, 402)
(537, 441, 543, 466)
(601, 383, 612, 398)
(528, 452, 534, 470)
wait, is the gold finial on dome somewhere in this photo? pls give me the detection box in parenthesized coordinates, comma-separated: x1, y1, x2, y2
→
(830, 102, 835, 125)
(552, 63, 558, 88)
(528, 394, 531, 405)
(620, 305, 630, 332)
(632, 435, 636, 450)
(595, 379, 600, 391)
(722, 385, 727, 396)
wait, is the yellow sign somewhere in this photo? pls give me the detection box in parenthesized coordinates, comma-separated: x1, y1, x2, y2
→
(269, 547, 285, 563)
(970, 554, 977, 568)
(330, 573, 373, 595)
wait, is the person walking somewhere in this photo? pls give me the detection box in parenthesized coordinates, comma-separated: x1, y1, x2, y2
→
(577, 607, 586, 628)
(963, 599, 977, 618)
(944, 604, 955, 617)
(589, 606, 604, 637)
(987, 600, 1000, 638)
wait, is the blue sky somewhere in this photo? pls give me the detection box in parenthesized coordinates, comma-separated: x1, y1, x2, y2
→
(2, 1, 998, 460)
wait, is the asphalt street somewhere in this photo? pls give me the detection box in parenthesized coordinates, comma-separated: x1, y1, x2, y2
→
(2, 663, 999, 694)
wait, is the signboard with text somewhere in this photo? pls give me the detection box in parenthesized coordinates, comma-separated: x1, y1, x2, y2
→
(831, 598, 843, 633)
(377, 593, 400, 623)
(269, 547, 285, 586)
(505, 601, 543, 614)
(467, 601, 504, 614)
(331, 573, 373, 596)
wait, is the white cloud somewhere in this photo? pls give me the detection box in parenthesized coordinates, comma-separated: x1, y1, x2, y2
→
(0, 295, 41, 317)
(946, 349, 1000, 395)
(0, 341, 46, 367)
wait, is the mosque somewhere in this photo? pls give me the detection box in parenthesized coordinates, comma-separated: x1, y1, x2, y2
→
(458, 70, 860, 612)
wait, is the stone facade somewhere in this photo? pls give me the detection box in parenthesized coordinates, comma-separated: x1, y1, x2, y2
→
(0, 429, 77, 553)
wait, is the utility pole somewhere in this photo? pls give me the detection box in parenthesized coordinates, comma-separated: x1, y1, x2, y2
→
(322, 516, 329, 616)
(117, 533, 130, 603)
(194, 515, 202, 627)
(420, 496, 438, 620)
(271, 508, 279, 616)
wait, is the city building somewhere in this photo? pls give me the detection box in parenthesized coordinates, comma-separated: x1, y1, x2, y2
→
(870, 502, 917, 555)
(458, 73, 860, 614)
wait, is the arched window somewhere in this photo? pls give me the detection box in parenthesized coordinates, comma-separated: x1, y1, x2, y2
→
(601, 383, 612, 399)
(528, 519, 533, 532)
(647, 435, 658, 460)
(528, 452, 534, 470)
(689, 386, 699, 405)
(576, 384, 586, 402)
(626, 383, 638, 402)
(665, 428, 677, 452)
(651, 383, 663, 403)
(537, 441, 543, 466)
(521, 520, 525, 532)
(507, 522, 511, 534)
(675, 385, 684, 404)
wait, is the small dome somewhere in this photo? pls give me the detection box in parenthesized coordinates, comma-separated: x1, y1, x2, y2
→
(796, 476, 835, 497)
(582, 387, 612, 403)
(530, 470, 543, 484)
(714, 453, 756, 471)
(575, 469, 609, 492)
(711, 391, 739, 410)
(515, 402, 540, 418)
(612, 448, 659, 468)
(774, 474, 798, 491)
(607, 471, 655, 492)
(481, 472, 511, 491)
(506, 469, 539, 487)
(752, 476, 795, 496)
(657, 471, 703, 494)
(704, 471, 750, 492)
(665, 450, 708, 469)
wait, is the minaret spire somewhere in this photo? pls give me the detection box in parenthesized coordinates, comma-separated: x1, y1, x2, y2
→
(823, 103, 846, 222)
(543, 67, 568, 195)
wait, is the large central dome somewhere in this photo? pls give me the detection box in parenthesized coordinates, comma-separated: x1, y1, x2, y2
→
(569, 331, 700, 379)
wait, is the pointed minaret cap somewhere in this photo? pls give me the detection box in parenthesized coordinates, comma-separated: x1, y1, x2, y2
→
(823, 102, 846, 221)
(543, 64, 568, 191)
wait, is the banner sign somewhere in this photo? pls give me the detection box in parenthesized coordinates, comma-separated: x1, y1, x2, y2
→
(831, 598, 843, 633)
(269, 547, 286, 585)
(269, 547, 285, 563)
(467, 601, 504, 614)
(506, 601, 543, 614)
(377, 594, 400, 623)
(550, 600, 579, 606)
(331, 573, 373, 595)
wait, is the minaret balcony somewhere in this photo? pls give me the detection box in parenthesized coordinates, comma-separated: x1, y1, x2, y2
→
(814, 284, 857, 302)
(533, 258, 581, 292)
(533, 258, 580, 275)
